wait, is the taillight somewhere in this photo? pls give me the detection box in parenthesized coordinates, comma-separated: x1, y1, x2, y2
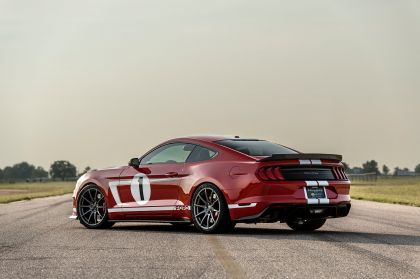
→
(333, 167, 348, 180)
(257, 166, 285, 181)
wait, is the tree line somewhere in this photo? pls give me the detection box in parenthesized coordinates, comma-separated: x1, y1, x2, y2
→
(0, 161, 91, 182)
(343, 160, 420, 176)
(1, 159, 419, 182)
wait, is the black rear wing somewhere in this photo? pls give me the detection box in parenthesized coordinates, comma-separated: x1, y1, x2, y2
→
(258, 153, 342, 162)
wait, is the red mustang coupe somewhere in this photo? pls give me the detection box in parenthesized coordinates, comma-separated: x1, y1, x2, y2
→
(70, 136, 351, 233)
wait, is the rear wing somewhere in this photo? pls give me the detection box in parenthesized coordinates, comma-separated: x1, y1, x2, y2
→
(258, 153, 342, 162)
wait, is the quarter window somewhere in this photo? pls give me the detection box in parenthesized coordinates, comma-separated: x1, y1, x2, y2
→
(187, 146, 217, 162)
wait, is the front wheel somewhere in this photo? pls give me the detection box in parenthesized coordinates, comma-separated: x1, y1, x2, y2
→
(286, 219, 326, 231)
(77, 185, 114, 229)
(191, 184, 233, 234)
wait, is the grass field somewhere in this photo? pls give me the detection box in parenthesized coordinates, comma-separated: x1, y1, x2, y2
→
(350, 176, 420, 206)
(1, 177, 419, 206)
(0, 182, 75, 203)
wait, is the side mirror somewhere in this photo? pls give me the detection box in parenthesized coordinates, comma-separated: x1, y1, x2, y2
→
(128, 158, 140, 168)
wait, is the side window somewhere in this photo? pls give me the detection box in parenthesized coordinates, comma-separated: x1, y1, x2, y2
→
(187, 145, 217, 162)
(140, 143, 195, 165)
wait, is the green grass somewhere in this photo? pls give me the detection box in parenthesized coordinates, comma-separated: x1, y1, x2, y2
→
(1, 177, 419, 206)
(0, 182, 75, 203)
(350, 177, 420, 206)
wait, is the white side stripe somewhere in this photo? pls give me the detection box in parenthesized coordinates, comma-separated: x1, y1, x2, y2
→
(305, 181, 318, 187)
(311, 159, 321, 165)
(108, 206, 176, 213)
(149, 177, 182, 183)
(228, 203, 257, 209)
(108, 203, 258, 212)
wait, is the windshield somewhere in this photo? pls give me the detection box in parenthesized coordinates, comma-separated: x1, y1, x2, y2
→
(216, 140, 298, 156)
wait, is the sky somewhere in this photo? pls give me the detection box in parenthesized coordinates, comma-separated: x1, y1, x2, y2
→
(1, 0, 419, 172)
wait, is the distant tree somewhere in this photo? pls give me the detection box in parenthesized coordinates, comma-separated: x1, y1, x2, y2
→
(0, 163, 48, 181)
(382, 165, 390, 176)
(362, 160, 379, 174)
(3, 166, 13, 180)
(32, 166, 48, 179)
(403, 167, 410, 172)
(10, 162, 36, 180)
(415, 164, 420, 174)
(0, 168, 3, 180)
(351, 167, 363, 174)
(78, 166, 91, 177)
(393, 167, 401, 176)
(342, 162, 350, 172)
(50, 161, 77, 181)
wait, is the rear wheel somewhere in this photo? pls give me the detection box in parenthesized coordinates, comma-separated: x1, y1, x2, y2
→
(286, 219, 326, 231)
(191, 183, 233, 234)
(77, 185, 114, 229)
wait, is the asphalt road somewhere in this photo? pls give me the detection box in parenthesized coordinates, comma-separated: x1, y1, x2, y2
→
(0, 195, 419, 279)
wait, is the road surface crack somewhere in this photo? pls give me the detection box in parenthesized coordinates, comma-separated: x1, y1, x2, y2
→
(207, 235, 247, 279)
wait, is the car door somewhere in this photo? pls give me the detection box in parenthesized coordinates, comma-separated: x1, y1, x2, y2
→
(115, 142, 194, 218)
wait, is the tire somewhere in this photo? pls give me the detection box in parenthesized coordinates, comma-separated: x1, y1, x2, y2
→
(77, 184, 114, 229)
(191, 183, 233, 234)
(286, 219, 326, 231)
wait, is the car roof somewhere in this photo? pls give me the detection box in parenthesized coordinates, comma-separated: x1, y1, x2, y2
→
(171, 135, 257, 143)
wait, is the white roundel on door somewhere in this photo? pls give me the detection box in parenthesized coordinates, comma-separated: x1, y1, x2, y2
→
(130, 173, 151, 205)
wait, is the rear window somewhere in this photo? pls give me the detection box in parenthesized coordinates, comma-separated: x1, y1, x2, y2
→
(216, 140, 298, 156)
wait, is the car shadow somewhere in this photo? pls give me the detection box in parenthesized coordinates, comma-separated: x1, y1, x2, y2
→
(110, 223, 420, 246)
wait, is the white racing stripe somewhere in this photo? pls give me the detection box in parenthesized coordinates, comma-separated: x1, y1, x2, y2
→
(304, 181, 330, 205)
(109, 180, 132, 206)
(318, 181, 329, 187)
(319, 198, 330, 204)
(300, 159, 323, 165)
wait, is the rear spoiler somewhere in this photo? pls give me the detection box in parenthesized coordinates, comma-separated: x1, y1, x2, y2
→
(258, 153, 342, 162)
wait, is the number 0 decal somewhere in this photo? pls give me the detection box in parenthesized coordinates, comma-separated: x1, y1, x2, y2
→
(109, 173, 151, 206)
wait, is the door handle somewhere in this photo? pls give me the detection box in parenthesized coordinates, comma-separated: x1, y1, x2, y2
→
(164, 172, 178, 177)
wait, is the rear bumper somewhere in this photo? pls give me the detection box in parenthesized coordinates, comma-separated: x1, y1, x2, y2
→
(235, 203, 351, 223)
(224, 179, 351, 221)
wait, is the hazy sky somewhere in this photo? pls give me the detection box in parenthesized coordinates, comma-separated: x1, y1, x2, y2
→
(1, 0, 419, 171)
